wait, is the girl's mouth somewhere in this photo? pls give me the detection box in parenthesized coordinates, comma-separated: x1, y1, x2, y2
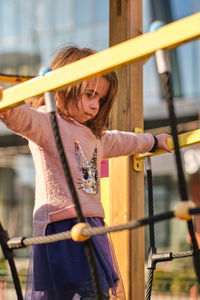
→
(85, 113, 94, 118)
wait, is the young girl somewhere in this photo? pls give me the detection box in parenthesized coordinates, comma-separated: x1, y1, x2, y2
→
(0, 46, 171, 300)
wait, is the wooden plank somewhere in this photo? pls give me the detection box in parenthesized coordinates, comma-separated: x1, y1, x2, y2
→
(109, 156, 130, 298)
(109, 1, 145, 299)
(0, 12, 199, 110)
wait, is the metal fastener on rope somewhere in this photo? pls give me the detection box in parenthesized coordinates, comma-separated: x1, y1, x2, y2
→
(154, 49, 171, 74)
(7, 237, 25, 249)
(149, 21, 171, 75)
(44, 91, 57, 113)
(144, 157, 152, 171)
(38, 67, 57, 113)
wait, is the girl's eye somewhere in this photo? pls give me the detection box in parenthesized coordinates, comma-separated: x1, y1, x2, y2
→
(86, 93, 93, 99)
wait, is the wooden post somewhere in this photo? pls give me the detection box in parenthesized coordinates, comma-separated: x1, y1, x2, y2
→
(109, 1, 144, 299)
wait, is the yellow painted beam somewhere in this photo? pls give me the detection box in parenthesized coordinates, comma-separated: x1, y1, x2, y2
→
(133, 129, 200, 171)
(0, 12, 199, 110)
(0, 74, 33, 83)
(143, 129, 200, 158)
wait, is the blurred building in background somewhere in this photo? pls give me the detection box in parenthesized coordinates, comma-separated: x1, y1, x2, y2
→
(0, 0, 199, 261)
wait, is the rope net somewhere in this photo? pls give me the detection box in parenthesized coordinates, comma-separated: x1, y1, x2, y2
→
(5, 205, 200, 249)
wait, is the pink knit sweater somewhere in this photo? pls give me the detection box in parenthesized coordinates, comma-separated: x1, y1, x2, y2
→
(0, 105, 154, 236)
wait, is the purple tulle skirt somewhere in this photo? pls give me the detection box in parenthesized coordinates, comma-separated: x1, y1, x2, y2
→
(25, 217, 125, 300)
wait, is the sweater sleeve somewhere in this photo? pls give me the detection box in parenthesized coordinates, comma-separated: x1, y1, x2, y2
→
(101, 130, 154, 159)
(0, 104, 51, 147)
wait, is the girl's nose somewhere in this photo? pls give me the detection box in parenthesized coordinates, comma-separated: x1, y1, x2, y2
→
(90, 98, 100, 110)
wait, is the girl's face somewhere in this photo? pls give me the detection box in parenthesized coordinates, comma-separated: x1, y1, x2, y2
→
(67, 77, 110, 124)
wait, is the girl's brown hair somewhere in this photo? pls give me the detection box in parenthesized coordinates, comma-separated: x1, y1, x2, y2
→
(32, 46, 118, 138)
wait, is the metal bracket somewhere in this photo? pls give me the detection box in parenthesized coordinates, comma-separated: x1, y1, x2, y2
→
(133, 128, 144, 172)
(7, 237, 26, 249)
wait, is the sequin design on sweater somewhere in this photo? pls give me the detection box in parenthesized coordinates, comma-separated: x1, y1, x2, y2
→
(75, 140, 98, 194)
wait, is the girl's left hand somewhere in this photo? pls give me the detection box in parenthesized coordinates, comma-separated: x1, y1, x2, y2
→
(156, 133, 172, 152)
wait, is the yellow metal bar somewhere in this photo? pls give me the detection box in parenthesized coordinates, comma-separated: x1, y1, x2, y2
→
(134, 129, 200, 170)
(133, 129, 200, 171)
(149, 128, 200, 156)
(0, 13, 199, 110)
(0, 74, 34, 83)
